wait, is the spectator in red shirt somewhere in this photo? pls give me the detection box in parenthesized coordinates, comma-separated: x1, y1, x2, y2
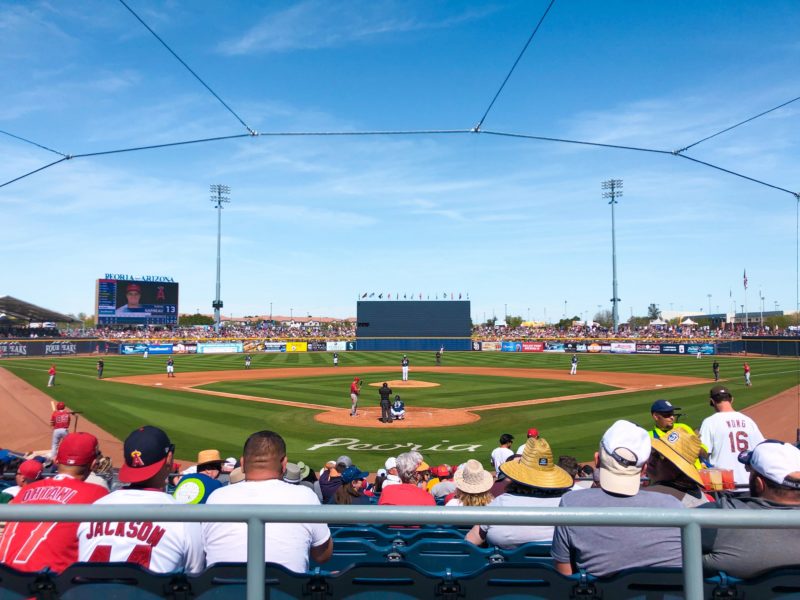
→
(0, 432, 107, 573)
(50, 401, 71, 460)
(378, 451, 436, 506)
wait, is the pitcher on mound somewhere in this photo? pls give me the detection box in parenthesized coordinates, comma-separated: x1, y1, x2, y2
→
(401, 355, 409, 382)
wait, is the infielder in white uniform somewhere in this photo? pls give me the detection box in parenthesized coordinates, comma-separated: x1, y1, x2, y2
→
(570, 354, 578, 375)
(78, 426, 204, 573)
(401, 355, 409, 382)
(699, 385, 765, 487)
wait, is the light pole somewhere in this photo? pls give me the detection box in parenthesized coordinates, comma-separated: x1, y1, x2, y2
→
(269, 302, 272, 321)
(210, 184, 230, 333)
(290, 307, 293, 322)
(564, 300, 568, 319)
(602, 179, 623, 333)
(707, 294, 712, 315)
(504, 304, 507, 320)
(760, 291, 764, 327)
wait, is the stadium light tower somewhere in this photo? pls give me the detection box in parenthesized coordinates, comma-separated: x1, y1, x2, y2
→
(602, 179, 623, 333)
(210, 184, 230, 333)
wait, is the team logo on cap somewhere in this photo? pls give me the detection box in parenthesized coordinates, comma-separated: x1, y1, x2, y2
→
(667, 432, 679, 443)
(130, 450, 145, 467)
(539, 458, 548, 466)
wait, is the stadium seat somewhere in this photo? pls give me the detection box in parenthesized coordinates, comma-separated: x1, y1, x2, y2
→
(310, 538, 402, 573)
(591, 567, 687, 599)
(190, 563, 318, 600)
(57, 562, 188, 599)
(325, 561, 456, 599)
(0, 563, 57, 600)
(458, 563, 595, 599)
(393, 539, 494, 577)
(491, 541, 553, 565)
(712, 567, 800, 598)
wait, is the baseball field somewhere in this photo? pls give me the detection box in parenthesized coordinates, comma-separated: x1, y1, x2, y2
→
(1, 351, 797, 471)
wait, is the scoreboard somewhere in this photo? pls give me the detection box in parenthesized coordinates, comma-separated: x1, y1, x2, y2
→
(356, 301, 471, 338)
(96, 278, 179, 325)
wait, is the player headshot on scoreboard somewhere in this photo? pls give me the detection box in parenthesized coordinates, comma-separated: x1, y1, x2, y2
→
(115, 283, 151, 316)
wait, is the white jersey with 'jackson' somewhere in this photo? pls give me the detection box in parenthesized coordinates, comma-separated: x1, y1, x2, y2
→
(77, 489, 204, 573)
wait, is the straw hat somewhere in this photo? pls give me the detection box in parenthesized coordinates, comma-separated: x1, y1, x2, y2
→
(500, 437, 573, 490)
(453, 459, 494, 494)
(196, 449, 222, 468)
(651, 429, 703, 486)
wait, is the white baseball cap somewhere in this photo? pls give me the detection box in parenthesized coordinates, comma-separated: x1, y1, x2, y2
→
(598, 420, 651, 496)
(739, 440, 800, 489)
(385, 456, 397, 470)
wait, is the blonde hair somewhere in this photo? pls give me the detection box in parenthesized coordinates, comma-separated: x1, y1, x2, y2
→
(454, 488, 494, 507)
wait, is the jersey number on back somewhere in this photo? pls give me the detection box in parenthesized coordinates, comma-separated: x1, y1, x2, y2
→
(728, 431, 749, 453)
(88, 544, 153, 568)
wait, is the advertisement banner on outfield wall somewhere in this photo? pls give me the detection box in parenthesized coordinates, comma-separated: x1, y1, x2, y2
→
(501, 341, 522, 352)
(686, 343, 716, 355)
(660, 344, 682, 354)
(44, 342, 79, 356)
(147, 344, 174, 355)
(544, 342, 565, 353)
(121, 343, 148, 355)
(347, 342, 356, 351)
(636, 344, 661, 354)
(285, 342, 308, 353)
(482, 341, 502, 352)
(327, 341, 348, 351)
(0, 342, 30, 357)
(587, 343, 602, 353)
(610, 342, 637, 354)
(472, 341, 482, 351)
(521, 342, 544, 352)
(197, 342, 243, 354)
(262, 342, 286, 353)
(562, 342, 584, 353)
(307, 341, 327, 352)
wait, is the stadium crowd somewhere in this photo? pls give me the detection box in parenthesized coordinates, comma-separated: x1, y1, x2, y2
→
(1, 383, 799, 581)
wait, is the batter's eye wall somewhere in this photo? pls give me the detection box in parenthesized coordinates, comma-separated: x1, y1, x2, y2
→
(356, 301, 471, 338)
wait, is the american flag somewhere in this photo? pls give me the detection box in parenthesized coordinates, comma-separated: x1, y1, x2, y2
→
(743, 269, 748, 290)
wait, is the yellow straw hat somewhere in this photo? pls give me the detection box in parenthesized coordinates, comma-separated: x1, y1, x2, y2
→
(500, 437, 573, 490)
(650, 429, 703, 486)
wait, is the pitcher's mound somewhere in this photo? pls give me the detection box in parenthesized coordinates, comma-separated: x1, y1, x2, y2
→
(367, 380, 440, 388)
(315, 406, 478, 428)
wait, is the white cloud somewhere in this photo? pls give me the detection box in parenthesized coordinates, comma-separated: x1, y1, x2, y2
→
(218, 1, 495, 55)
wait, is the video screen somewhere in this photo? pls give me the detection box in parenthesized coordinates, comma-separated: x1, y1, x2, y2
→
(96, 279, 179, 325)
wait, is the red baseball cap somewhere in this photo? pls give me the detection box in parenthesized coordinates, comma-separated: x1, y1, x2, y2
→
(57, 432, 100, 466)
(527, 428, 539, 437)
(56, 402, 65, 410)
(126, 283, 142, 293)
(17, 459, 43, 481)
(119, 426, 173, 483)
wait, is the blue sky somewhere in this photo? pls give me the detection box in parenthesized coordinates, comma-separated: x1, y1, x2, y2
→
(3, 1, 799, 323)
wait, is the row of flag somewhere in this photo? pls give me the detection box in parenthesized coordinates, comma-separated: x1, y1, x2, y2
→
(359, 292, 469, 300)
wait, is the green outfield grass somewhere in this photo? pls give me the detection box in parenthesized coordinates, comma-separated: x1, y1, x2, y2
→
(1, 351, 797, 471)
(198, 372, 616, 408)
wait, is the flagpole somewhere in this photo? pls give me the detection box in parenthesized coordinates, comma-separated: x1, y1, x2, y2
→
(744, 269, 748, 332)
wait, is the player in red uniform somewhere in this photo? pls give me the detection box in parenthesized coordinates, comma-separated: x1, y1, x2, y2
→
(0, 432, 107, 573)
(349, 377, 361, 417)
(50, 402, 71, 460)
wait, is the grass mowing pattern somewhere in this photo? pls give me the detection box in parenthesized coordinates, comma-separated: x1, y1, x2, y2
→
(198, 372, 616, 409)
(2, 352, 797, 471)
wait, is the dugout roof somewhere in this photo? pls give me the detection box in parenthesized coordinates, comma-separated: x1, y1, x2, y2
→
(0, 296, 79, 324)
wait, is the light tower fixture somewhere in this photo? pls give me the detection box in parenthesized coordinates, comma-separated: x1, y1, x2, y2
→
(602, 179, 623, 333)
(210, 184, 230, 333)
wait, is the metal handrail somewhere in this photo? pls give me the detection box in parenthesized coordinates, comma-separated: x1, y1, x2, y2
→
(3, 503, 800, 600)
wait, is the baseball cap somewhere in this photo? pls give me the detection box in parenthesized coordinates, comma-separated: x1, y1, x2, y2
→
(431, 464, 452, 478)
(527, 428, 539, 437)
(651, 399, 680, 413)
(119, 426, 174, 483)
(341, 465, 369, 484)
(739, 440, 800, 489)
(336, 455, 353, 469)
(229, 467, 245, 484)
(57, 432, 100, 467)
(416, 460, 431, 472)
(126, 283, 141, 293)
(56, 402, 65, 410)
(17, 459, 43, 481)
(710, 385, 732, 400)
(385, 456, 397, 470)
(599, 420, 651, 496)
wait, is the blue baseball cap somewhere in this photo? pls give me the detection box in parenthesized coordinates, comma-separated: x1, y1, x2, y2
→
(341, 465, 369, 484)
(651, 399, 680, 413)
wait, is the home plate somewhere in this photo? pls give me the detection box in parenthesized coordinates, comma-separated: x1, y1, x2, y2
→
(655, 384, 663, 387)
(154, 383, 163, 386)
